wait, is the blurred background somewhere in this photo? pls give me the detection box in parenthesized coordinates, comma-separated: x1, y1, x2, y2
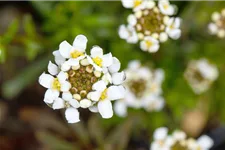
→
(0, 1, 225, 150)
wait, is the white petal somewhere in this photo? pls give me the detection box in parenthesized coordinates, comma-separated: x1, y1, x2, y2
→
(62, 92, 73, 101)
(44, 89, 59, 104)
(60, 81, 71, 92)
(158, 0, 175, 15)
(107, 85, 125, 101)
(90, 46, 103, 58)
(126, 26, 138, 43)
(39, 73, 54, 89)
(121, 0, 134, 8)
(57, 71, 68, 82)
(168, 29, 181, 39)
(149, 44, 159, 53)
(67, 58, 79, 67)
(128, 60, 141, 70)
(118, 25, 129, 39)
(69, 99, 80, 108)
(159, 32, 168, 42)
(127, 14, 137, 26)
(61, 61, 71, 72)
(102, 53, 113, 67)
(72, 34, 88, 52)
(90, 91, 101, 101)
(80, 99, 92, 108)
(197, 135, 214, 149)
(112, 72, 125, 85)
(208, 23, 218, 35)
(89, 105, 99, 113)
(173, 131, 186, 140)
(92, 80, 106, 92)
(98, 99, 113, 119)
(48, 61, 59, 76)
(53, 50, 65, 66)
(102, 73, 112, 85)
(153, 127, 168, 140)
(65, 107, 80, 123)
(59, 41, 72, 58)
(108, 57, 121, 73)
(53, 98, 64, 109)
(114, 101, 127, 117)
(174, 17, 181, 28)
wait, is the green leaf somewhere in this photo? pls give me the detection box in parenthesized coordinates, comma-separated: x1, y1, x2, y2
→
(23, 14, 36, 38)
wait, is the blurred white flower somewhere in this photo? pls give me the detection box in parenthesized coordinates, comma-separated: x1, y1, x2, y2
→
(119, 0, 181, 53)
(184, 58, 219, 94)
(208, 9, 225, 38)
(114, 60, 165, 117)
(151, 128, 214, 150)
(39, 34, 126, 123)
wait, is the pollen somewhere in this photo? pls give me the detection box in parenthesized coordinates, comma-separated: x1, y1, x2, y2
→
(93, 56, 103, 67)
(134, 0, 142, 7)
(163, 4, 169, 10)
(70, 50, 84, 58)
(100, 89, 107, 100)
(146, 40, 153, 48)
(52, 78, 61, 90)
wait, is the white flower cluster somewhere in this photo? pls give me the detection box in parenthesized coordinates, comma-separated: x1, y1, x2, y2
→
(184, 58, 219, 94)
(39, 35, 126, 123)
(151, 127, 214, 150)
(114, 60, 164, 117)
(208, 8, 225, 38)
(119, 0, 181, 53)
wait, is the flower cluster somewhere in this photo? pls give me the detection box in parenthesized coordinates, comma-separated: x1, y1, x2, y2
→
(114, 60, 164, 117)
(119, 0, 181, 53)
(184, 58, 219, 94)
(208, 8, 225, 38)
(39, 35, 126, 123)
(151, 127, 214, 150)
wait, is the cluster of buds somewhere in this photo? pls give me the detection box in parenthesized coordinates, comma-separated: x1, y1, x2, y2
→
(208, 8, 225, 38)
(119, 0, 181, 53)
(39, 35, 126, 123)
(114, 60, 164, 117)
(184, 58, 218, 94)
(151, 127, 214, 150)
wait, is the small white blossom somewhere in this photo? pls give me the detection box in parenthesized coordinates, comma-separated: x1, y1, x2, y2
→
(119, 0, 181, 53)
(114, 60, 165, 117)
(208, 9, 225, 38)
(39, 34, 126, 123)
(184, 58, 219, 94)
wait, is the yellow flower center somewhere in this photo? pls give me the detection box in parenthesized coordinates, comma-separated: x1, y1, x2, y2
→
(134, 0, 142, 7)
(100, 89, 107, 100)
(146, 40, 153, 48)
(93, 56, 103, 67)
(52, 78, 61, 90)
(70, 50, 84, 58)
(163, 4, 169, 10)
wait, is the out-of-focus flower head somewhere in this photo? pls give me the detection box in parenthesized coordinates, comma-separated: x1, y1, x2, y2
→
(39, 35, 126, 123)
(151, 127, 214, 150)
(184, 58, 219, 94)
(119, 0, 181, 53)
(208, 8, 225, 38)
(114, 60, 165, 117)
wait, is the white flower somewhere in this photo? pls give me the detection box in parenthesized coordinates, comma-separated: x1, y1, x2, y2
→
(166, 17, 181, 40)
(158, 0, 175, 15)
(140, 36, 159, 52)
(118, 25, 138, 44)
(196, 135, 214, 150)
(39, 70, 71, 104)
(208, 9, 225, 38)
(154, 127, 168, 140)
(90, 80, 125, 118)
(59, 35, 87, 71)
(87, 46, 113, 71)
(121, 0, 145, 11)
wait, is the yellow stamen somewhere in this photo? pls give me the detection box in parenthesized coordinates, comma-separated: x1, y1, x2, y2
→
(146, 40, 153, 48)
(134, 0, 142, 7)
(93, 56, 103, 67)
(52, 78, 61, 90)
(100, 89, 107, 100)
(70, 50, 84, 58)
(163, 4, 169, 10)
